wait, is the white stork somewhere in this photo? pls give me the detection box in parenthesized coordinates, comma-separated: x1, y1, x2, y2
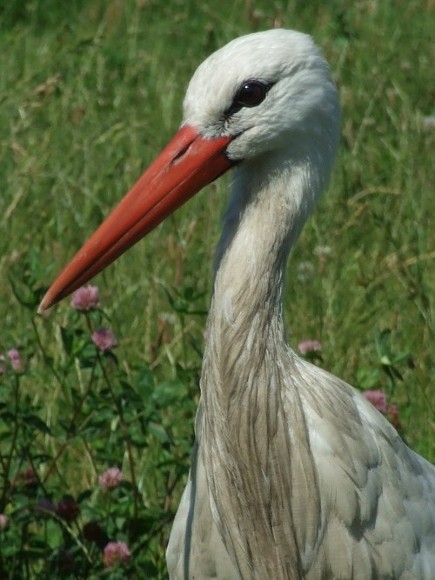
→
(40, 29, 435, 579)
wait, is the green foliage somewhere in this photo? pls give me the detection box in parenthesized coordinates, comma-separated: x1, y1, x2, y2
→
(0, 0, 433, 576)
(0, 282, 198, 576)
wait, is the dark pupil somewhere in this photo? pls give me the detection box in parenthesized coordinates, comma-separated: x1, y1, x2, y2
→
(237, 82, 266, 107)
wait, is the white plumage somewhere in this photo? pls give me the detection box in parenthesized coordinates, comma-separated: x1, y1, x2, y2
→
(40, 29, 435, 579)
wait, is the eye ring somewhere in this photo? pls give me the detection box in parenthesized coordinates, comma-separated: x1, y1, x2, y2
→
(225, 80, 272, 117)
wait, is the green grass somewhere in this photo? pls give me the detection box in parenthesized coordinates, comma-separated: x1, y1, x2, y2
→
(0, 0, 434, 576)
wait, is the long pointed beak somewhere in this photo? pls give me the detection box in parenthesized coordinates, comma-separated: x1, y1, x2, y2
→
(38, 125, 234, 312)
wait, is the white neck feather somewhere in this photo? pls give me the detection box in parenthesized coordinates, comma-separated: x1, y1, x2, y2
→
(213, 143, 328, 324)
(199, 150, 326, 577)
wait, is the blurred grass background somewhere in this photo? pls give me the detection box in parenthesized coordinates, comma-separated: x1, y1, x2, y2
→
(0, 0, 433, 572)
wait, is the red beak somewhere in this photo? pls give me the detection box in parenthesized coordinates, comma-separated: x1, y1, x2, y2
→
(38, 125, 234, 312)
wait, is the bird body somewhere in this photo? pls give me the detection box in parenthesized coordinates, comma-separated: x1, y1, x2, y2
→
(169, 358, 435, 578)
(40, 29, 435, 579)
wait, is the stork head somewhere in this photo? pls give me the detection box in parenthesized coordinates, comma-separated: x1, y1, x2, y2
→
(184, 29, 339, 163)
(39, 29, 340, 312)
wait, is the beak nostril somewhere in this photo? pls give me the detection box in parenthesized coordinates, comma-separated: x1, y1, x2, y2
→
(171, 142, 192, 164)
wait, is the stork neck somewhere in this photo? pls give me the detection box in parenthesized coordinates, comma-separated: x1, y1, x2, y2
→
(212, 151, 320, 332)
(199, 154, 323, 578)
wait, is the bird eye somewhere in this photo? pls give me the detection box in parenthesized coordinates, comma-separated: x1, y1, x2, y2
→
(236, 81, 269, 108)
(225, 80, 271, 117)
